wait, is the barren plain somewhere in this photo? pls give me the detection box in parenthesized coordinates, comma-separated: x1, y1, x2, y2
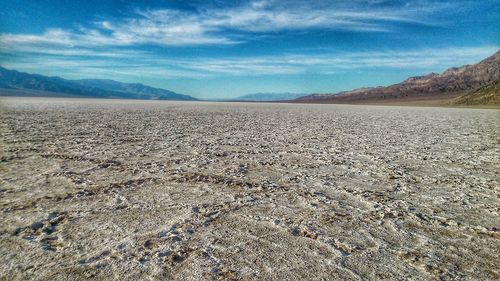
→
(0, 97, 499, 280)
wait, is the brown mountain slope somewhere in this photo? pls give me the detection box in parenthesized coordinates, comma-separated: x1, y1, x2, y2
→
(452, 80, 500, 106)
(296, 51, 500, 105)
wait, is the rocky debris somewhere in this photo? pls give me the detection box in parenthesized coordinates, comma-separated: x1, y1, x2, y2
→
(13, 212, 69, 252)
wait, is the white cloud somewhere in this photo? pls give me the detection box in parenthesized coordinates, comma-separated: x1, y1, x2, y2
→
(159, 46, 499, 75)
(0, 0, 460, 48)
(2, 46, 496, 79)
(0, 1, 495, 79)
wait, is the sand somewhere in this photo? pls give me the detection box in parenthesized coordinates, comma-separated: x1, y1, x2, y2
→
(0, 97, 499, 280)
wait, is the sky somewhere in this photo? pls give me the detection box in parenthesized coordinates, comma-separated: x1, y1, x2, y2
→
(0, 0, 498, 99)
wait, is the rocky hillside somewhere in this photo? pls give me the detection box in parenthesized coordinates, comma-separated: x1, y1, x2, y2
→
(453, 80, 500, 106)
(296, 51, 500, 104)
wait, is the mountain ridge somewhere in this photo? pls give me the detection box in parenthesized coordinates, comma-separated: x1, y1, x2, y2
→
(0, 66, 197, 101)
(296, 51, 500, 105)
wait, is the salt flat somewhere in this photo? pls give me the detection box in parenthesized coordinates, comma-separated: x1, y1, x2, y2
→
(0, 97, 498, 280)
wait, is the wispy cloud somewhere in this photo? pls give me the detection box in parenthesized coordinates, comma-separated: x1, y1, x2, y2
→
(0, 1, 496, 82)
(157, 46, 499, 75)
(0, 0, 461, 49)
(2, 46, 496, 79)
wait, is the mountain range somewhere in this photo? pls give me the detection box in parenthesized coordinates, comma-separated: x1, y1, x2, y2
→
(235, 92, 307, 101)
(1, 51, 499, 106)
(0, 67, 197, 101)
(296, 51, 500, 106)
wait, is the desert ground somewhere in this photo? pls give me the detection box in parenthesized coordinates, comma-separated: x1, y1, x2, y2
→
(0, 97, 498, 280)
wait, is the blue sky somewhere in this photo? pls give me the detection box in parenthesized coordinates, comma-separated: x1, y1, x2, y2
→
(0, 0, 498, 99)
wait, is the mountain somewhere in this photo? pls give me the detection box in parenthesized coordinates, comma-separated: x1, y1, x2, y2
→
(73, 79, 195, 100)
(0, 66, 197, 101)
(0, 67, 111, 98)
(296, 51, 500, 105)
(235, 92, 307, 101)
(452, 80, 500, 106)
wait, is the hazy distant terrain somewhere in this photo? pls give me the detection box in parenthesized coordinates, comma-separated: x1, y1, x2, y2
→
(235, 92, 307, 101)
(0, 67, 197, 101)
(1, 98, 498, 280)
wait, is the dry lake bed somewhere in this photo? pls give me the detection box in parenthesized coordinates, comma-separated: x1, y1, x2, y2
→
(0, 97, 498, 280)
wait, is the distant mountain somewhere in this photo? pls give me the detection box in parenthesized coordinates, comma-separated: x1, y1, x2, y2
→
(73, 79, 195, 100)
(236, 92, 307, 101)
(0, 66, 197, 101)
(296, 51, 500, 105)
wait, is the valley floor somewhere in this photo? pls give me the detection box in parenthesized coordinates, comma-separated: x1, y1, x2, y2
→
(0, 98, 498, 280)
